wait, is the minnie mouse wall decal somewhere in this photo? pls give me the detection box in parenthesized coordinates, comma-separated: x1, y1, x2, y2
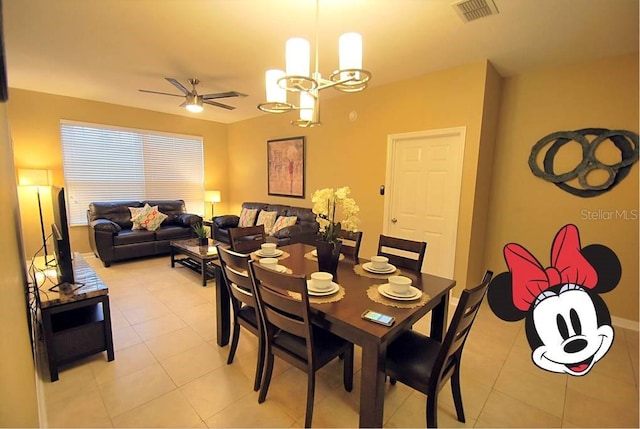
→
(487, 224, 621, 376)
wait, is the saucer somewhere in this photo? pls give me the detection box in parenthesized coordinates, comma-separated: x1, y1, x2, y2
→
(362, 262, 397, 274)
(261, 264, 287, 273)
(306, 280, 340, 296)
(378, 284, 422, 301)
(255, 249, 284, 258)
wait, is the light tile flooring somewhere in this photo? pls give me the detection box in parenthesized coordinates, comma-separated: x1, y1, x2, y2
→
(39, 254, 639, 428)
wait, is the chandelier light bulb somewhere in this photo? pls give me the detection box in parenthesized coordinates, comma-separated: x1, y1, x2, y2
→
(339, 32, 362, 80)
(265, 69, 286, 103)
(286, 37, 310, 77)
(299, 91, 314, 121)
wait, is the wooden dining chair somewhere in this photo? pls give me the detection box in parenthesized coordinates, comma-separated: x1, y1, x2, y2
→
(385, 270, 494, 428)
(216, 245, 264, 391)
(229, 224, 266, 254)
(377, 234, 427, 271)
(338, 230, 363, 260)
(248, 261, 354, 428)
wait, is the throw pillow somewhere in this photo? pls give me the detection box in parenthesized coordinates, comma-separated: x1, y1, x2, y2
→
(133, 205, 168, 231)
(272, 215, 297, 233)
(238, 208, 258, 227)
(256, 210, 278, 235)
(129, 205, 146, 230)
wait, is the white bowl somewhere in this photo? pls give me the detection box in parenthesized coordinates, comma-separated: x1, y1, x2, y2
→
(370, 255, 389, 270)
(388, 275, 412, 295)
(310, 271, 333, 291)
(259, 257, 278, 270)
(261, 243, 277, 255)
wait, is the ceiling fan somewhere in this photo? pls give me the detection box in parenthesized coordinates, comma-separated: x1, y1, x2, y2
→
(139, 78, 247, 112)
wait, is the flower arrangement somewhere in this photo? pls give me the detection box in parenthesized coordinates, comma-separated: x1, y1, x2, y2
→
(311, 186, 360, 244)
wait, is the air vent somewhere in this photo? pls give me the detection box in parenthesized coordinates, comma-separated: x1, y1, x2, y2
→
(451, 0, 499, 22)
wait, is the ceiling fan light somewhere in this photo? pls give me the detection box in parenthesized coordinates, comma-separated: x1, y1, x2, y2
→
(286, 37, 310, 77)
(184, 93, 203, 112)
(339, 32, 362, 80)
(186, 103, 203, 113)
(265, 69, 286, 103)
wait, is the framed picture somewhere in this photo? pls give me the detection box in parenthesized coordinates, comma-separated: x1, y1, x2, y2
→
(267, 136, 305, 198)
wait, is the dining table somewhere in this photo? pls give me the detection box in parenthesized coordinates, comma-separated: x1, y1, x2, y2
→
(211, 242, 456, 428)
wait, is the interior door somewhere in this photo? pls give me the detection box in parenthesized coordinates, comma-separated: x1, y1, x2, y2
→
(384, 128, 465, 277)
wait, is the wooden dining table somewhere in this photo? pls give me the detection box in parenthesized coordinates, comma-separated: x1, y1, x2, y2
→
(211, 242, 456, 428)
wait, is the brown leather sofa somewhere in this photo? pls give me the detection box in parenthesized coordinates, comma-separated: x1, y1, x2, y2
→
(212, 202, 319, 246)
(87, 200, 202, 267)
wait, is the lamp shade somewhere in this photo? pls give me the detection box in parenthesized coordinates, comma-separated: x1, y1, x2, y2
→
(339, 32, 362, 80)
(18, 169, 52, 187)
(285, 37, 310, 77)
(265, 69, 287, 103)
(205, 190, 221, 203)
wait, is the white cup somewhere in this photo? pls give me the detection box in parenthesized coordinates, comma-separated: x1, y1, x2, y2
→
(310, 272, 333, 291)
(370, 255, 389, 270)
(261, 243, 277, 255)
(259, 257, 278, 270)
(388, 275, 412, 295)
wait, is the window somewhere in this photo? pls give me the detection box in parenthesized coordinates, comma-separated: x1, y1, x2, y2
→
(60, 120, 204, 225)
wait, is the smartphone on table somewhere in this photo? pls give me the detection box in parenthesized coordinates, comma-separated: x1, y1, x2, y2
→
(361, 310, 395, 326)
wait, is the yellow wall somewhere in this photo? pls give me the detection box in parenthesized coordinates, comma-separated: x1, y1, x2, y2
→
(9, 89, 229, 256)
(0, 102, 39, 426)
(485, 54, 639, 321)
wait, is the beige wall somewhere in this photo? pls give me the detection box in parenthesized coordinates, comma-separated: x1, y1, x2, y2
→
(0, 102, 39, 426)
(9, 89, 229, 256)
(484, 54, 639, 322)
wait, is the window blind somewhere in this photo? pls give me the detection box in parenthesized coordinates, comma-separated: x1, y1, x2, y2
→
(60, 120, 204, 226)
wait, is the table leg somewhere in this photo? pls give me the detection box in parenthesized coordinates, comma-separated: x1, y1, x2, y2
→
(430, 290, 450, 342)
(358, 338, 386, 428)
(200, 259, 207, 287)
(214, 265, 230, 347)
(170, 247, 176, 268)
(102, 296, 115, 361)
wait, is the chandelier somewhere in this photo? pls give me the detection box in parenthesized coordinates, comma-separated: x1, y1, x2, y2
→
(257, 0, 371, 127)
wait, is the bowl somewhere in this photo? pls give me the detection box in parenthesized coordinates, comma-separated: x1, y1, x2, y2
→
(310, 271, 333, 291)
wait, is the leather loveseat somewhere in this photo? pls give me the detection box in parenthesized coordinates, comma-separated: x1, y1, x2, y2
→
(88, 200, 202, 267)
(212, 202, 319, 247)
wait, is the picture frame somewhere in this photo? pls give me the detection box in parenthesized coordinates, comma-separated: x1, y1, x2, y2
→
(267, 136, 305, 198)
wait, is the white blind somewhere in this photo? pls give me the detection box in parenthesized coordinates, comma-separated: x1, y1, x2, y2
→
(60, 120, 204, 225)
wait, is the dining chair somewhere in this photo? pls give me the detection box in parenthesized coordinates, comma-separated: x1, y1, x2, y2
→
(377, 234, 427, 271)
(338, 230, 363, 260)
(385, 270, 494, 428)
(229, 224, 266, 254)
(216, 245, 264, 391)
(248, 261, 354, 428)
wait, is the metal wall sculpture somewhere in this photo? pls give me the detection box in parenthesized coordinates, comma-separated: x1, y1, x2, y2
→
(528, 128, 638, 198)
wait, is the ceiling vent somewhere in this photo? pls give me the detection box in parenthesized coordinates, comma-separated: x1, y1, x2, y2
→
(451, 0, 499, 22)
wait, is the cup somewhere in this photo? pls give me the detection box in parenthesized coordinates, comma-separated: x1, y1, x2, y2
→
(259, 257, 278, 270)
(388, 275, 412, 295)
(370, 255, 389, 270)
(261, 243, 277, 255)
(310, 272, 333, 291)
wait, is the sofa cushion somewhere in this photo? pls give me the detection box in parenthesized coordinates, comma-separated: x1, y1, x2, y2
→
(129, 205, 147, 230)
(89, 201, 143, 229)
(155, 225, 194, 241)
(238, 207, 258, 227)
(272, 215, 298, 233)
(91, 219, 121, 233)
(256, 210, 278, 234)
(144, 200, 187, 226)
(134, 205, 168, 231)
(113, 229, 156, 246)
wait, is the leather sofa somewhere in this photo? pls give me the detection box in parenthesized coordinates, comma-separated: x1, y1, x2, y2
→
(212, 202, 319, 246)
(87, 200, 202, 267)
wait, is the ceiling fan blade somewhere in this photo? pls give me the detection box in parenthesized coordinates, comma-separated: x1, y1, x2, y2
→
(202, 99, 236, 110)
(165, 77, 189, 95)
(201, 91, 248, 100)
(139, 89, 185, 97)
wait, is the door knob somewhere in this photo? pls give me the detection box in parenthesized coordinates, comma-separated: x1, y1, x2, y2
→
(391, 218, 398, 223)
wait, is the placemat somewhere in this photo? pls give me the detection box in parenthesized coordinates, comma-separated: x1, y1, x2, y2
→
(287, 285, 345, 304)
(366, 285, 429, 309)
(353, 264, 402, 279)
(304, 251, 345, 262)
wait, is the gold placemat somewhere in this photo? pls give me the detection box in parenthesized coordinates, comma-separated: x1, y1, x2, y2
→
(353, 264, 402, 279)
(304, 251, 345, 262)
(366, 285, 430, 309)
(250, 251, 291, 261)
(287, 285, 345, 304)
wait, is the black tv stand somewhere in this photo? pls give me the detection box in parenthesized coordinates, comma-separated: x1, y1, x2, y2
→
(37, 254, 114, 382)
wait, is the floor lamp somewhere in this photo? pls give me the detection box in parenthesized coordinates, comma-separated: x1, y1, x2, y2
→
(205, 190, 221, 220)
(18, 169, 53, 265)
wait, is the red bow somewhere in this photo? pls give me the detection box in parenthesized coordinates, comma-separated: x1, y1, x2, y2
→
(504, 224, 598, 311)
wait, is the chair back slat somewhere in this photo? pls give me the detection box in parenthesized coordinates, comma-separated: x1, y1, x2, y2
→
(377, 234, 427, 271)
(217, 245, 256, 309)
(230, 224, 267, 253)
(338, 230, 363, 259)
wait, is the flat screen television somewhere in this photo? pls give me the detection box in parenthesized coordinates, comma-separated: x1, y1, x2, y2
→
(50, 186, 75, 288)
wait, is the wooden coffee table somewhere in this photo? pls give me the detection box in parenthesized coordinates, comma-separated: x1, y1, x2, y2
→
(169, 238, 225, 286)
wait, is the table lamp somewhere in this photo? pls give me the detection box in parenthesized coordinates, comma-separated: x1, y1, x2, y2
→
(18, 168, 53, 265)
(205, 190, 221, 220)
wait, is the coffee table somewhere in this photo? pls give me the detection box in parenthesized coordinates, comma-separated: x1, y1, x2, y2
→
(170, 238, 224, 286)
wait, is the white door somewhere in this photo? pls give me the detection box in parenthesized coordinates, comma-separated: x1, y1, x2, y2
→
(384, 127, 465, 277)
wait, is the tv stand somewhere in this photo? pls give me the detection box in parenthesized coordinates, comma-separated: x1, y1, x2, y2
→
(37, 253, 114, 382)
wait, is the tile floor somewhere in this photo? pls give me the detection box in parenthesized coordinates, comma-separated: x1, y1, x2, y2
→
(38, 254, 639, 428)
